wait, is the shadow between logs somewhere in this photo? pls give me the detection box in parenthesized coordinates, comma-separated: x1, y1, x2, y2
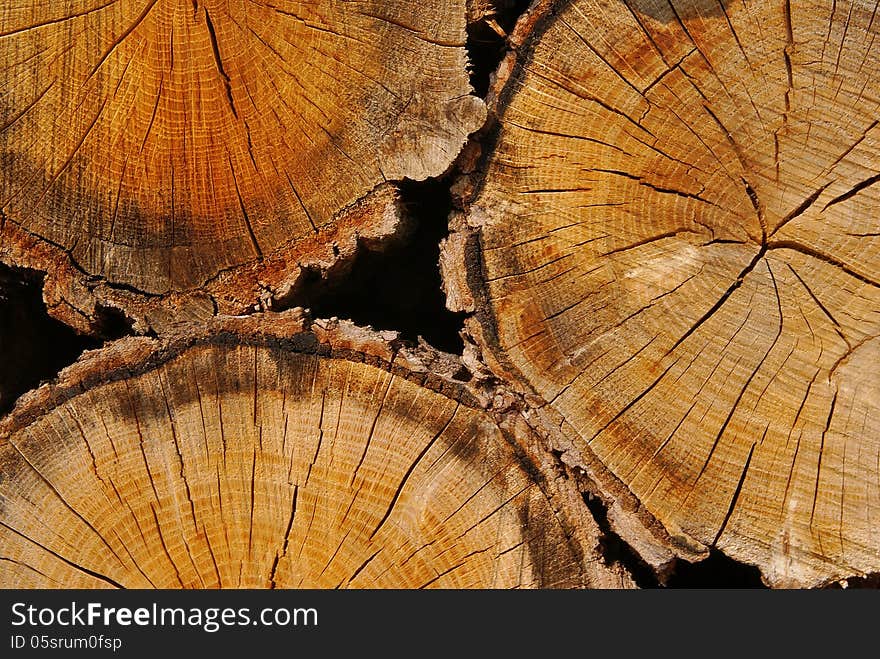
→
(0, 264, 108, 416)
(286, 178, 468, 355)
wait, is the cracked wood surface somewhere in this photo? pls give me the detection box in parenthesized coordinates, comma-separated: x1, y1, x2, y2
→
(0, 313, 624, 588)
(462, 0, 880, 587)
(0, 1, 485, 333)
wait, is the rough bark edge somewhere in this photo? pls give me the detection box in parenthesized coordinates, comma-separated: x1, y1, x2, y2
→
(466, 0, 523, 34)
(0, 184, 413, 337)
(444, 0, 717, 580)
(444, 211, 699, 577)
(0, 309, 633, 589)
(467, 0, 498, 24)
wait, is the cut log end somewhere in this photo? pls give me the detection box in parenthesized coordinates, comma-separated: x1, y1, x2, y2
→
(462, 0, 880, 587)
(0, 1, 485, 332)
(0, 315, 621, 589)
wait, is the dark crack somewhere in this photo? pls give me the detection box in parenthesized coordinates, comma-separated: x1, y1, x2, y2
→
(581, 491, 660, 588)
(283, 177, 468, 354)
(0, 264, 103, 416)
(466, 1, 532, 97)
(666, 550, 766, 588)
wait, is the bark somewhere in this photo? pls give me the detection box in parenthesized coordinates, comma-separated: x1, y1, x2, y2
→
(467, 0, 520, 30)
(0, 1, 485, 334)
(0, 311, 630, 588)
(453, 0, 880, 587)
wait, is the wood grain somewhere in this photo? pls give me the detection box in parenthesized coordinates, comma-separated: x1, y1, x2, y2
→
(0, 1, 485, 331)
(0, 318, 612, 588)
(463, 0, 880, 587)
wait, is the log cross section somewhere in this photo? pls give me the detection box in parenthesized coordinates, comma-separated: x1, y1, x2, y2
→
(0, 1, 485, 330)
(466, 0, 880, 587)
(0, 331, 595, 588)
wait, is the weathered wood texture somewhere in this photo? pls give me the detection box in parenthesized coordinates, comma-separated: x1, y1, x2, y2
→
(0, 313, 628, 588)
(0, 1, 485, 333)
(457, 0, 880, 586)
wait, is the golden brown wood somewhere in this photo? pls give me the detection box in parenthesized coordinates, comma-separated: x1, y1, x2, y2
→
(0, 1, 485, 333)
(0, 313, 626, 588)
(460, 0, 880, 586)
